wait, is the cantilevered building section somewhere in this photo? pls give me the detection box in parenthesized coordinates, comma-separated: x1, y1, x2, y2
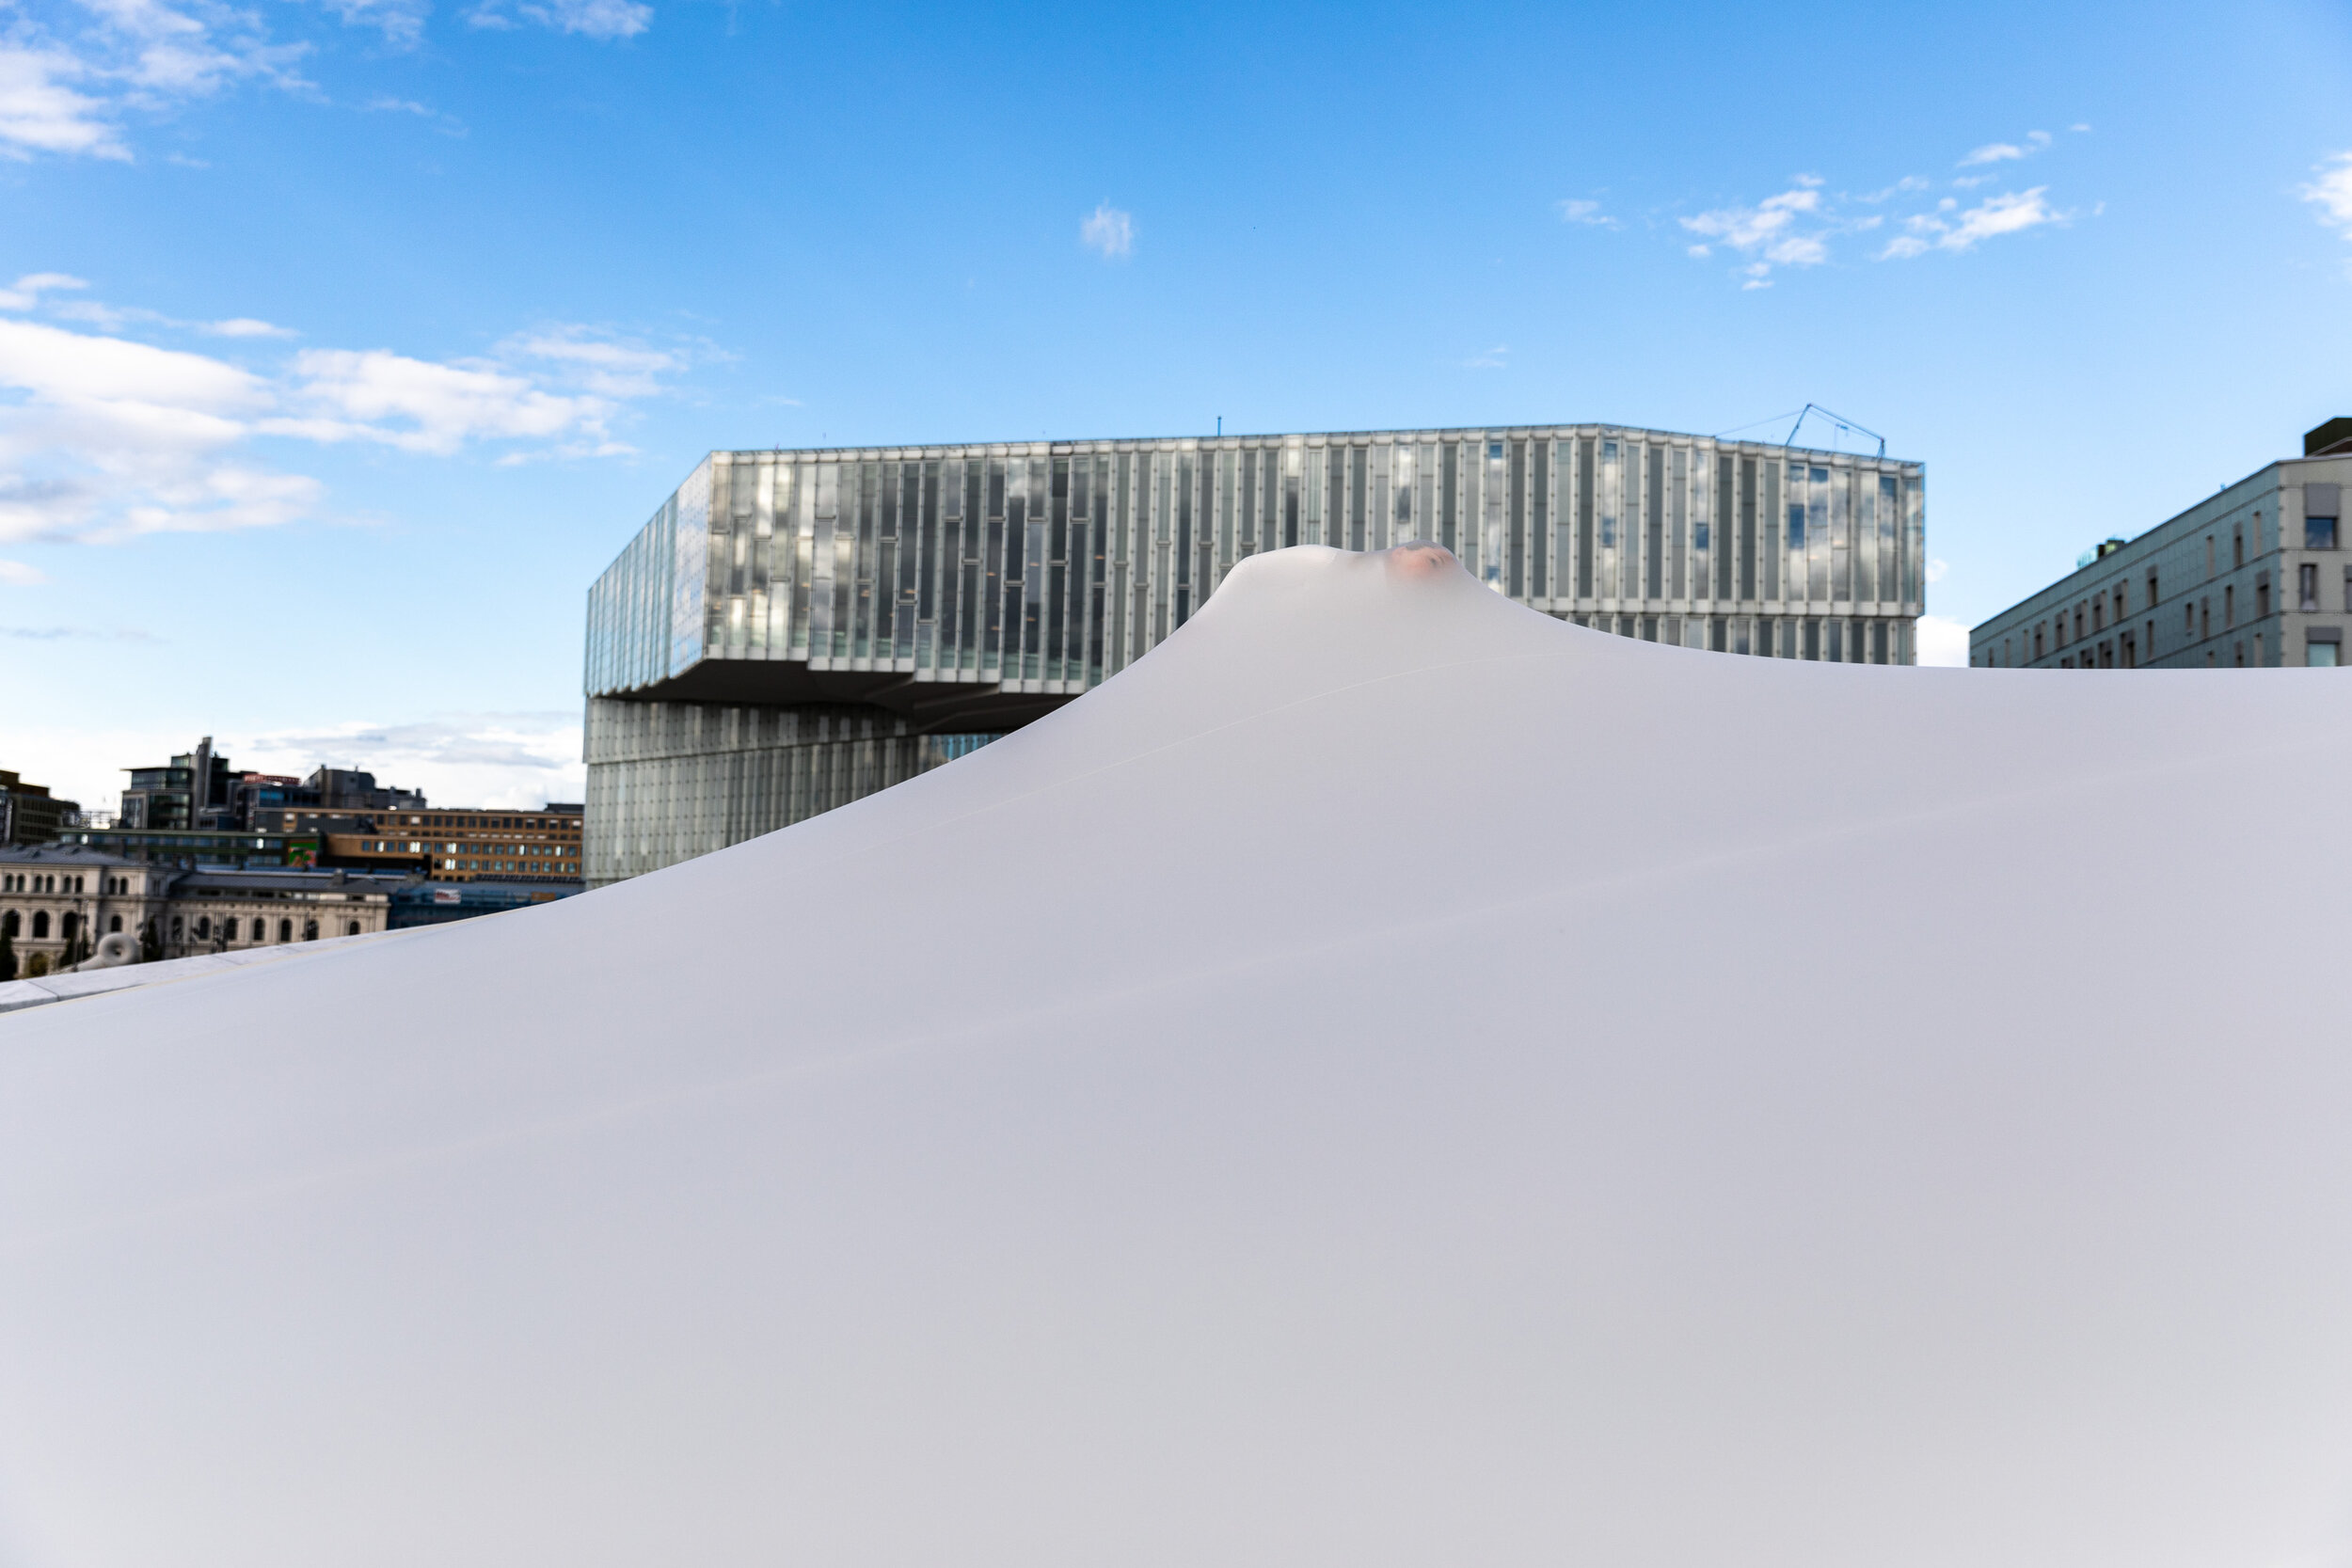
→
(583, 424, 1927, 883)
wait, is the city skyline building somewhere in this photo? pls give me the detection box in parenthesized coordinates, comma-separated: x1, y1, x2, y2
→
(584, 422, 1928, 885)
(1971, 420, 2351, 670)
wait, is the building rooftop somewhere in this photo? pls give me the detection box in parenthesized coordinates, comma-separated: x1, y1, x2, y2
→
(0, 844, 142, 867)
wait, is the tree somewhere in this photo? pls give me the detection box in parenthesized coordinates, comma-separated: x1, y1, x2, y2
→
(0, 926, 14, 982)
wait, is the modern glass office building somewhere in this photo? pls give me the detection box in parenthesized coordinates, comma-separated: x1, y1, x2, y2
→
(584, 424, 1927, 883)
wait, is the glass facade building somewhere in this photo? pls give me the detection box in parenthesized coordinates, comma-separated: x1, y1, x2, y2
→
(585, 424, 1927, 884)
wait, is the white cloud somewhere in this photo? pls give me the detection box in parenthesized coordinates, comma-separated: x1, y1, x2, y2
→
(318, 0, 434, 45)
(0, 0, 642, 163)
(279, 348, 612, 454)
(504, 326, 680, 398)
(1926, 558, 1948, 584)
(1081, 202, 1135, 260)
(464, 0, 651, 37)
(1959, 130, 2052, 167)
(0, 559, 47, 585)
(1685, 151, 2081, 286)
(1879, 187, 2062, 259)
(1915, 614, 1970, 667)
(1681, 184, 1832, 284)
(1858, 176, 1929, 203)
(2301, 152, 2352, 246)
(0, 273, 91, 310)
(201, 317, 294, 338)
(1462, 344, 1508, 370)
(0, 291, 678, 543)
(0, 48, 127, 160)
(1555, 198, 1616, 229)
(245, 712, 587, 809)
(0, 0, 307, 163)
(8, 714, 583, 816)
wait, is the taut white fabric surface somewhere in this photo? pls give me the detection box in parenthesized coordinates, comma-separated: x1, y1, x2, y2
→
(4, 544, 2350, 1567)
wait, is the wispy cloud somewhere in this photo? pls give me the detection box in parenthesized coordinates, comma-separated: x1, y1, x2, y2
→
(1080, 201, 1135, 260)
(2302, 152, 2352, 262)
(1857, 176, 1930, 203)
(246, 712, 587, 808)
(0, 48, 127, 160)
(0, 273, 89, 310)
(0, 282, 688, 544)
(0, 0, 310, 164)
(201, 316, 293, 338)
(1555, 198, 1617, 229)
(0, 0, 643, 162)
(319, 0, 434, 45)
(1680, 135, 2082, 287)
(0, 559, 48, 585)
(464, 0, 651, 38)
(1681, 183, 1831, 286)
(1879, 187, 2064, 259)
(1959, 130, 2052, 166)
(1462, 343, 1508, 370)
(0, 621, 160, 640)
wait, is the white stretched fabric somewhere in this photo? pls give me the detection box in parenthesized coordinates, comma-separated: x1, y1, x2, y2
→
(2, 544, 2348, 1567)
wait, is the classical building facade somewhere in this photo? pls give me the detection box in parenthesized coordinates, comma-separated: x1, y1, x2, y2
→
(0, 846, 407, 974)
(1971, 420, 2352, 671)
(585, 424, 1929, 883)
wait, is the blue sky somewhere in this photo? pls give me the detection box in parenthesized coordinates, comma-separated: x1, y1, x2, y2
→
(4, 0, 2350, 813)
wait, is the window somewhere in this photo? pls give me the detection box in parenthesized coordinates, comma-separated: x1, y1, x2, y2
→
(2309, 515, 2338, 549)
(1, 911, 14, 937)
(2301, 563, 2319, 610)
(302, 919, 318, 941)
(107, 914, 121, 933)
(195, 916, 209, 940)
(2207, 535, 2217, 577)
(171, 915, 183, 941)
(345, 920, 360, 936)
(2311, 630, 2341, 667)
(2075, 605, 2087, 640)
(2257, 573, 2271, 619)
(2092, 599, 2104, 632)
(278, 918, 292, 942)
(2233, 527, 2245, 568)
(2148, 568, 2159, 605)
(2225, 586, 2235, 627)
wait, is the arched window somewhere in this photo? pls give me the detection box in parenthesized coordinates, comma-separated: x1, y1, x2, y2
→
(222, 917, 239, 942)
(60, 912, 77, 941)
(1, 911, 16, 936)
(302, 920, 318, 942)
(195, 916, 210, 940)
(107, 914, 122, 933)
(278, 918, 292, 942)
(345, 919, 360, 936)
(32, 911, 48, 939)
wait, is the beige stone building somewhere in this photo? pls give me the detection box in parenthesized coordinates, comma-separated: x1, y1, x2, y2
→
(0, 846, 410, 974)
